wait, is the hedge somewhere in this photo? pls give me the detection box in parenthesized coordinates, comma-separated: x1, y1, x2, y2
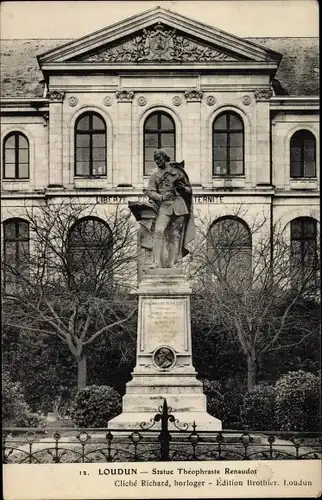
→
(70, 385, 122, 427)
(275, 370, 320, 432)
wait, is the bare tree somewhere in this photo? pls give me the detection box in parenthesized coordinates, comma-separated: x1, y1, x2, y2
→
(2, 200, 138, 389)
(189, 206, 319, 392)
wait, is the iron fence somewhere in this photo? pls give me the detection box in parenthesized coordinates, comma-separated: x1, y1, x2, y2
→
(3, 400, 321, 463)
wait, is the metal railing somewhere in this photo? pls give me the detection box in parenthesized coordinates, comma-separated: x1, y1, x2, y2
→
(3, 400, 321, 463)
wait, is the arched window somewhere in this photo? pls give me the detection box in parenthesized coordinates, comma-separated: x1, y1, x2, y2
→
(208, 217, 252, 286)
(144, 111, 175, 175)
(290, 130, 316, 178)
(291, 217, 317, 284)
(67, 217, 112, 290)
(3, 218, 30, 292)
(213, 112, 244, 176)
(3, 132, 29, 179)
(75, 113, 106, 177)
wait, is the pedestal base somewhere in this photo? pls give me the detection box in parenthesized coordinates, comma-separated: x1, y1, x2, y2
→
(108, 371, 222, 431)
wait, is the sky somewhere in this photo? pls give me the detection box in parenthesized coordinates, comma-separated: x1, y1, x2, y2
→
(0, 0, 319, 39)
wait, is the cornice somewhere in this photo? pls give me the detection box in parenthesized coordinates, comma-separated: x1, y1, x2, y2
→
(273, 191, 320, 198)
(1, 188, 319, 200)
(0, 98, 49, 108)
(270, 97, 319, 102)
(0, 101, 49, 115)
(0, 108, 49, 116)
(270, 96, 319, 111)
(1, 192, 46, 199)
(40, 61, 279, 72)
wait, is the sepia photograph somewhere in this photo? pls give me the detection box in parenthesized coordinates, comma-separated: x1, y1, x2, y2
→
(1, 0, 321, 498)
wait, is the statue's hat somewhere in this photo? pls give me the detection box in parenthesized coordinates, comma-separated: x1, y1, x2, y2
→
(153, 148, 171, 161)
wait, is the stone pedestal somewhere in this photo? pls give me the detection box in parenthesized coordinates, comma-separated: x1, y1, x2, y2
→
(109, 269, 222, 431)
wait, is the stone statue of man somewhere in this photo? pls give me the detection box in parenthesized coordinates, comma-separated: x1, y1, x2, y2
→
(129, 149, 195, 269)
(144, 149, 195, 268)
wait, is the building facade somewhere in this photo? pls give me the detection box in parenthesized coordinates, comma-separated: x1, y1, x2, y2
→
(1, 7, 319, 281)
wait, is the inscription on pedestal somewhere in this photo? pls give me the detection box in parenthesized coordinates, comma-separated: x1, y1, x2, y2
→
(141, 298, 187, 352)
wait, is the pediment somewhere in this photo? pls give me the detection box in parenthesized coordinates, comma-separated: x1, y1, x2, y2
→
(38, 7, 282, 66)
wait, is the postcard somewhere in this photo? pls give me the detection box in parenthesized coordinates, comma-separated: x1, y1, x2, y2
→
(1, 1, 320, 499)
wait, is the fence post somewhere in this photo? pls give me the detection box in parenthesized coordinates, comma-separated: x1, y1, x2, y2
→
(158, 399, 171, 461)
(2, 433, 7, 464)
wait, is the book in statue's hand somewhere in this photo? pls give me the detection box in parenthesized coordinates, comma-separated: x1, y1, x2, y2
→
(128, 201, 158, 221)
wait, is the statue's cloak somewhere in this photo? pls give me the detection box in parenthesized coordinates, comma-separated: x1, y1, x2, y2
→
(173, 164, 196, 258)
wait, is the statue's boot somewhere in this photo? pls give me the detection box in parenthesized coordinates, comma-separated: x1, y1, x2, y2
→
(150, 234, 163, 268)
(168, 236, 181, 268)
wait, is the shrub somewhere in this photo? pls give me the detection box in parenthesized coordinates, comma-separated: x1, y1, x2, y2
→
(70, 385, 122, 428)
(201, 378, 246, 428)
(207, 397, 228, 423)
(240, 384, 277, 431)
(275, 370, 321, 432)
(2, 326, 77, 413)
(201, 379, 228, 424)
(202, 379, 223, 398)
(220, 376, 246, 429)
(14, 412, 47, 428)
(2, 371, 46, 427)
(2, 371, 30, 425)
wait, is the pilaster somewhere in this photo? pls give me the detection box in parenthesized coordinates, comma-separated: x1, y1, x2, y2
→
(47, 91, 65, 188)
(184, 90, 203, 186)
(255, 89, 273, 186)
(115, 90, 134, 188)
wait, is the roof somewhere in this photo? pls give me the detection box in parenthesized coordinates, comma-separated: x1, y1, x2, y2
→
(247, 38, 319, 97)
(0, 37, 319, 98)
(1, 39, 69, 98)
